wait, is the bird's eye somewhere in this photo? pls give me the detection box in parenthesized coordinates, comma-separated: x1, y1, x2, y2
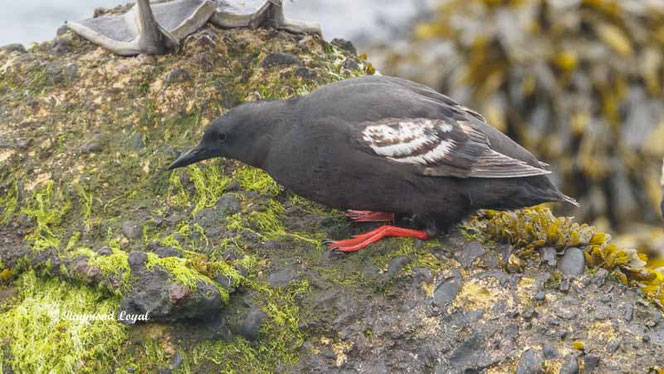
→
(218, 133, 227, 142)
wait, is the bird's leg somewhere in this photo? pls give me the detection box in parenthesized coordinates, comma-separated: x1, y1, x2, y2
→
(135, 0, 179, 55)
(327, 225, 430, 253)
(264, 0, 322, 35)
(345, 210, 395, 223)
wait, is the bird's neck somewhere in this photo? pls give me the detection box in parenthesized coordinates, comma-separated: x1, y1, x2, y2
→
(235, 99, 292, 169)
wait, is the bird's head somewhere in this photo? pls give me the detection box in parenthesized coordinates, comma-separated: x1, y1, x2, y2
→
(167, 101, 276, 170)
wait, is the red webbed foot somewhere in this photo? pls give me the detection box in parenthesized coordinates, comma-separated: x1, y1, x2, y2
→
(327, 225, 430, 253)
(345, 210, 395, 223)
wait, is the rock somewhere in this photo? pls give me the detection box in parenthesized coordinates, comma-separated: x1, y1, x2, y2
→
(294, 67, 315, 79)
(559, 278, 570, 292)
(122, 221, 143, 240)
(384, 256, 411, 280)
(515, 348, 543, 374)
(584, 355, 600, 372)
(96, 246, 113, 256)
(238, 309, 267, 341)
(138, 53, 156, 65)
(214, 274, 233, 292)
(16, 138, 31, 150)
(165, 69, 191, 84)
(433, 275, 460, 306)
(261, 52, 301, 68)
(342, 59, 360, 71)
(331, 38, 357, 55)
(216, 195, 241, 216)
(540, 247, 557, 267)
(455, 241, 485, 267)
(129, 132, 145, 151)
(119, 268, 223, 323)
(127, 251, 147, 271)
(412, 267, 433, 283)
(557, 247, 585, 276)
(51, 36, 72, 55)
(268, 268, 297, 287)
(1, 43, 26, 53)
(225, 180, 240, 192)
(593, 268, 609, 285)
(170, 352, 183, 369)
(533, 291, 546, 302)
(153, 246, 182, 258)
(624, 304, 634, 321)
(607, 339, 620, 353)
(559, 355, 579, 374)
(81, 140, 103, 154)
(542, 344, 558, 359)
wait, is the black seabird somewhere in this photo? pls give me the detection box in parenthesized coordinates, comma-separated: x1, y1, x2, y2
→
(168, 75, 577, 252)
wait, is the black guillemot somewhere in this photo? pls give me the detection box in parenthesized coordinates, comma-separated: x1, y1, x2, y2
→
(168, 75, 577, 252)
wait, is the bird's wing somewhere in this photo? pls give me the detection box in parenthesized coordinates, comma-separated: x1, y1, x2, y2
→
(357, 117, 550, 179)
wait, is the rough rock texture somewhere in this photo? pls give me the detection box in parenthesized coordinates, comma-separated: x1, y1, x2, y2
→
(0, 10, 662, 373)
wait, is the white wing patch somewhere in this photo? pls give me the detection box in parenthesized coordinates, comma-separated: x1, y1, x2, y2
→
(362, 119, 454, 165)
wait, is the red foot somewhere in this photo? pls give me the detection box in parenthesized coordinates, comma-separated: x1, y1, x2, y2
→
(327, 225, 430, 253)
(345, 210, 395, 223)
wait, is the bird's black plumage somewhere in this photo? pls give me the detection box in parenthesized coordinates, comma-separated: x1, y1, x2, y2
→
(169, 75, 576, 234)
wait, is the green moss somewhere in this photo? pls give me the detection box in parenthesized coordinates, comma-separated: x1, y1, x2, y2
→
(180, 280, 309, 373)
(145, 253, 229, 303)
(0, 179, 19, 224)
(167, 162, 230, 214)
(0, 270, 128, 373)
(234, 166, 281, 196)
(70, 243, 132, 294)
(21, 181, 72, 251)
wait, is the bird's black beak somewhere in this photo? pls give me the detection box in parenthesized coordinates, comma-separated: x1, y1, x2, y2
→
(167, 147, 214, 170)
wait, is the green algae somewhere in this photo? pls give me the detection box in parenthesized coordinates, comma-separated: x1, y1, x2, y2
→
(145, 253, 229, 303)
(21, 181, 72, 251)
(0, 179, 19, 224)
(178, 280, 309, 374)
(0, 270, 128, 373)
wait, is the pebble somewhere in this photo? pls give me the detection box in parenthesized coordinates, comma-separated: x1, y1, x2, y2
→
(127, 251, 147, 271)
(533, 291, 546, 302)
(540, 247, 557, 267)
(96, 246, 113, 256)
(261, 52, 302, 68)
(542, 344, 558, 359)
(455, 241, 485, 267)
(122, 221, 143, 240)
(624, 304, 634, 322)
(267, 268, 298, 287)
(331, 38, 357, 55)
(584, 355, 600, 372)
(238, 309, 267, 341)
(165, 69, 191, 84)
(515, 348, 543, 374)
(559, 355, 579, 374)
(216, 195, 241, 216)
(81, 140, 103, 154)
(557, 247, 585, 276)
(433, 275, 460, 306)
(342, 59, 360, 71)
(607, 339, 620, 353)
(384, 256, 411, 280)
(559, 278, 570, 292)
(592, 268, 609, 285)
(129, 132, 145, 151)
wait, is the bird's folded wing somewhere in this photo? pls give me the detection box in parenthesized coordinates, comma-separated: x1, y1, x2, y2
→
(358, 118, 550, 179)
